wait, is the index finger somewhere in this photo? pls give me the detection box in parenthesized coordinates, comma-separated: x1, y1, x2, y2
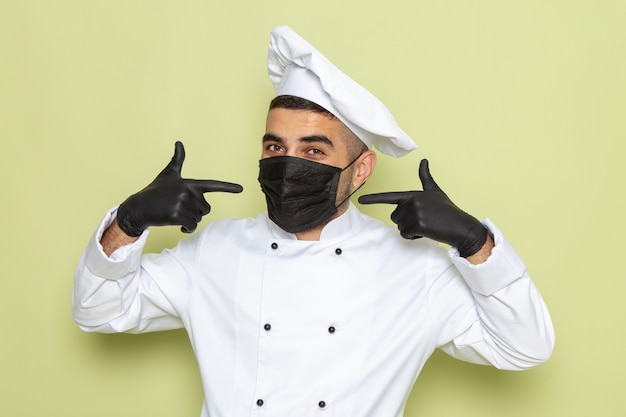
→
(187, 179, 244, 194)
(358, 192, 410, 205)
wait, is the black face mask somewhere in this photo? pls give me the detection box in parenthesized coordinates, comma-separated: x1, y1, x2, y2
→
(258, 155, 361, 233)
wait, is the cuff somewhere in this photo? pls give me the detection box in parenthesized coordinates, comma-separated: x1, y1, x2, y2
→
(448, 219, 527, 296)
(83, 206, 149, 280)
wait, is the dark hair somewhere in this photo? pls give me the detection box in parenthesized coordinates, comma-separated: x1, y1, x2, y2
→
(269, 95, 336, 118)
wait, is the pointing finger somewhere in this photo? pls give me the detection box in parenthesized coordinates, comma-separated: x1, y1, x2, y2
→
(358, 192, 409, 205)
(418, 159, 443, 192)
(187, 179, 244, 194)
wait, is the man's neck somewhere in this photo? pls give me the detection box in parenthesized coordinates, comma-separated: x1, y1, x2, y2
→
(295, 228, 323, 241)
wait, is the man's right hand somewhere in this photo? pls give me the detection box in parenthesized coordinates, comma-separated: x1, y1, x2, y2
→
(116, 141, 243, 237)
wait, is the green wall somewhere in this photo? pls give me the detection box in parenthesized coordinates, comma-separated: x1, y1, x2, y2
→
(2, 0, 624, 415)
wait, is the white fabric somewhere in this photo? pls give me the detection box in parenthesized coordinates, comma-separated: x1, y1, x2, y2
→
(268, 26, 418, 158)
(73, 204, 554, 417)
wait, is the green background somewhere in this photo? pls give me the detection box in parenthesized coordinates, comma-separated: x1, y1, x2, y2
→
(2, 0, 624, 415)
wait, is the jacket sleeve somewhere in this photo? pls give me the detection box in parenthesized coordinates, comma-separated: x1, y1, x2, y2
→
(72, 208, 196, 334)
(428, 219, 555, 370)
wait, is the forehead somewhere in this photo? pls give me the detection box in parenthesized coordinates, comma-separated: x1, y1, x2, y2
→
(265, 108, 349, 143)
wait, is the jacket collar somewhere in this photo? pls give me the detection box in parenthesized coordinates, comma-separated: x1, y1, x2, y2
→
(265, 202, 364, 241)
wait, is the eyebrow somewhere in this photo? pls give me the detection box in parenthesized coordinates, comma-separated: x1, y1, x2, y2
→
(262, 133, 335, 148)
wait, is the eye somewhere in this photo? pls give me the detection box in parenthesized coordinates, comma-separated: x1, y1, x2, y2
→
(306, 148, 325, 156)
(266, 143, 284, 154)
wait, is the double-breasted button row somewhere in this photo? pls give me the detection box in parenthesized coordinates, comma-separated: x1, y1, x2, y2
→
(269, 242, 343, 256)
(255, 399, 327, 408)
(262, 323, 337, 333)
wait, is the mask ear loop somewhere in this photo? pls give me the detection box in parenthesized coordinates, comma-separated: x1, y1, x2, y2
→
(335, 182, 366, 209)
(341, 151, 365, 172)
(336, 151, 367, 209)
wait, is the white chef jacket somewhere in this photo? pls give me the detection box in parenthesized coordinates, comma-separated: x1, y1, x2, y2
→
(73, 203, 554, 417)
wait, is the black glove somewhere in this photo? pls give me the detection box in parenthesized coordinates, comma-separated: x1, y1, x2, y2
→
(117, 141, 243, 236)
(358, 159, 488, 258)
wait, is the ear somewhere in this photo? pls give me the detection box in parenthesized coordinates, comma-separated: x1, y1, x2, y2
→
(352, 150, 377, 189)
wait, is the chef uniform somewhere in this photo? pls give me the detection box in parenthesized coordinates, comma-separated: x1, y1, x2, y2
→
(73, 26, 554, 417)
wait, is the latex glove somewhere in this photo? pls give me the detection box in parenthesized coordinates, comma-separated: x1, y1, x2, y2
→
(117, 141, 243, 236)
(358, 159, 488, 258)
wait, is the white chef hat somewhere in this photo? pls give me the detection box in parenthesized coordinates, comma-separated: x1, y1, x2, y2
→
(267, 26, 417, 158)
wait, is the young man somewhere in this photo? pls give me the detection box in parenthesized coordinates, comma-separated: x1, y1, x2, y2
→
(73, 26, 554, 417)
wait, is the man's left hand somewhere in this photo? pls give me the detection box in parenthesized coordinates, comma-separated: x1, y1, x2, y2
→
(358, 159, 488, 258)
